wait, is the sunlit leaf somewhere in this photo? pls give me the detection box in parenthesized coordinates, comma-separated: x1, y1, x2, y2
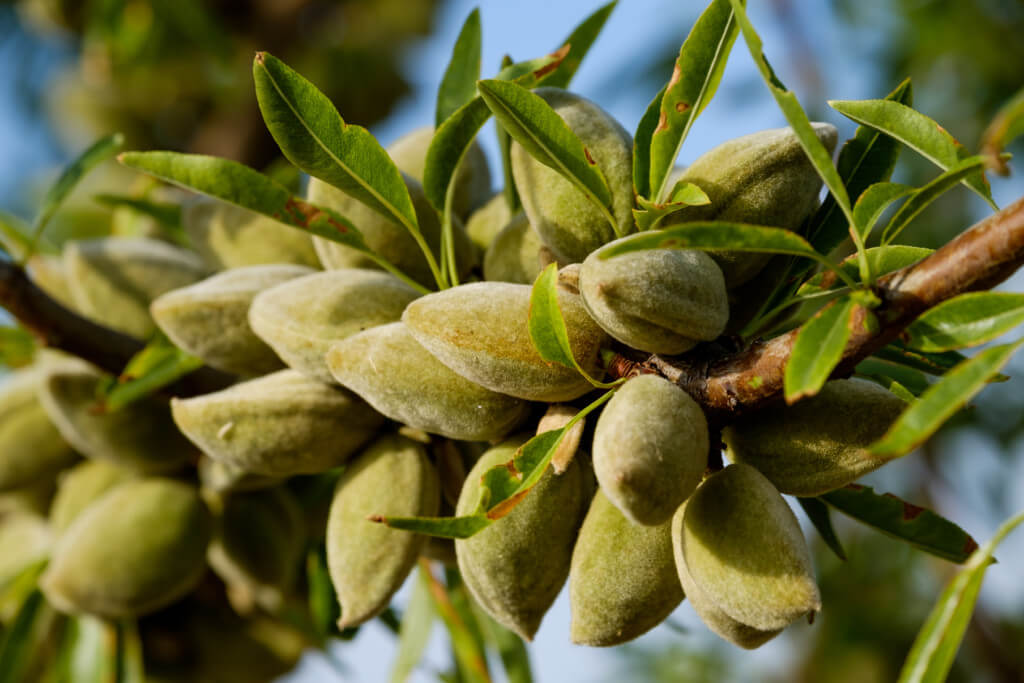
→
(0, 326, 37, 368)
(389, 570, 435, 683)
(541, 1, 617, 90)
(631, 182, 710, 232)
(436, 9, 482, 127)
(784, 297, 858, 403)
(829, 98, 995, 208)
(981, 86, 1024, 175)
(851, 182, 915, 242)
(880, 156, 989, 244)
(905, 292, 1024, 353)
(871, 339, 1024, 457)
(648, 0, 740, 201)
(632, 85, 666, 199)
(797, 245, 932, 296)
(898, 511, 1024, 683)
(97, 332, 204, 411)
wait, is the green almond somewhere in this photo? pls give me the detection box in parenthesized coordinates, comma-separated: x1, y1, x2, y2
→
(0, 367, 77, 492)
(483, 213, 544, 285)
(49, 459, 136, 533)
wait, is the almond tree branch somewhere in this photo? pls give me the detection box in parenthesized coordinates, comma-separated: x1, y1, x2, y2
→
(0, 259, 233, 396)
(612, 195, 1024, 424)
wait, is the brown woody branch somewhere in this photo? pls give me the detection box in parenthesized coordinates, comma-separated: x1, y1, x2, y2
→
(613, 195, 1024, 425)
(0, 259, 233, 396)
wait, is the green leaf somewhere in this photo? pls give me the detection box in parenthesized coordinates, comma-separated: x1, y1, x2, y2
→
(632, 182, 710, 232)
(389, 570, 435, 683)
(855, 358, 931, 397)
(632, 85, 667, 199)
(851, 182, 915, 242)
(436, 9, 482, 128)
(420, 564, 491, 683)
(0, 589, 46, 683)
(528, 263, 618, 388)
(378, 391, 614, 538)
(26, 133, 124, 262)
(823, 485, 980, 564)
(477, 79, 617, 233)
(728, 0, 862, 272)
(898, 510, 1024, 683)
(252, 52, 443, 288)
(797, 245, 932, 297)
(829, 98, 995, 208)
(784, 297, 858, 403)
(0, 326, 37, 368)
(871, 339, 1024, 457)
(649, 0, 740, 202)
(92, 193, 187, 246)
(981, 86, 1024, 174)
(905, 292, 1024, 353)
(307, 546, 340, 641)
(880, 156, 990, 245)
(496, 56, 521, 213)
(118, 151, 427, 294)
(472, 605, 532, 683)
(542, 1, 617, 90)
(873, 343, 973, 377)
(113, 620, 144, 683)
(0, 211, 37, 259)
(423, 48, 569, 213)
(808, 78, 912, 257)
(57, 615, 112, 683)
(797, 497, 846, 561)
(97, 332, 204, 411)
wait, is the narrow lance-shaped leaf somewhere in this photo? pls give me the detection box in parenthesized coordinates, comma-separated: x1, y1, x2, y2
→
(252, 52, 443, 288)
(118, 151, 428, 294)
(0, 589, 46, 683)
(871, 339, 1024, 457)
(419, 562, 491, 683)
(855, 358, 931, 397)
(881, 156, 989, 245)
(829, 98, 996, 208)
(497, 55, 521, 212)
(113, 619, 145, 683)
(784, 297, 859, 403)
(823, 485, 979, 564)
(851, 182, 916, 243)
(478, 79, 618, 234)
(632, 85, 666, 199)
(424, 47, 569, 212)
(471, 603, 533, 683)
(898, 510, 1024, 683)
(797, 497, 847, 561)
(97, 332, 204, 411)
(25, 132, 124, 262)
(632, 182, 710, 232)
(727, 0, 867, 279)
(980, 86, 1024, 175)
(873, 342, 978, 378)
(528, 263, 620, 388)
(0, 327, 36, 368)
(93, 194, 187, 246)
(306, 546, 339, 641)
(542, 0, 617, 90)
(905, 292, 1024, 353)
(649, 0, 740, 202)
(798, 245, 932, 296)
(436, 8, 482, 127)
(389, 570, 435, 683)
(0, 211, 37, 259)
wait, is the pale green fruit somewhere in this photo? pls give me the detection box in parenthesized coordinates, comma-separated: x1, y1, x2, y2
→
(171, 370, 383, 477)
(308, 173, 475, 287)
(326, 434, 440, 628)
(0, 512, 52, 592)
(208, 487, 306, 611)
(511, 88, 633, 264)
(40, 478, 212, 618)
(667, 123, 838, 288)
(403, 282, 608, 402)
(387, 126, 492, 219)
(49, 460, 135, 533)
(249, 268, 420, 384)
(0, 367, 76, 492)
(151, 264, 314, 376)
(672, 464, 820, 648)
(63, 237, 209, 339)
(465, 193, 514, 250)
(27, 255, 77, 309)
(326, 322, 529, 441)
(198, 456, 282, 494)
(183, 197, 321, 270)
(723, 378, 908, 496)
(455, 435, 589, 640)
(483, 213, 544, 284)
(579, 240, 729, 354)
(569, 490, 682, 646)
(593, 375, 708, 525)
(37, 359, 194, 473)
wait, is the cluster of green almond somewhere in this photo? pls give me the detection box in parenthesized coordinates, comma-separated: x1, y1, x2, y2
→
(2, 84, 916, 665)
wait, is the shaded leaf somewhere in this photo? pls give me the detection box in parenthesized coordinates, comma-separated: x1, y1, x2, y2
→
(478, 79, 616, 232)
(981, 86, 1024, 175)
(27, 133, 124, 259)
(851, 182, 915, 242)
(649, 0, 740, 201)
(93, 194, 187, 246)
(497, 55, 521, 212)
(797, 245, 932, 296)
(542, 1, 617, 90)
(471, 603, 532, 683)
(906, 292, 1024, 353)
(898, 511, 1024, 683)
(423, 48, 569, 213)
(420, 562, 491, 683)
(389, 570, 435, 683)
(632, 182, 710, 232)
(881, 156, 989, 244)
(118, 151, 427, 294)
(114, 620, 144, 683)
(823, 485, 980, 564)
(97, 332, 204, 411)
(0, 589, 46, 683)
(872, 343, 974, 377)
(436, 9, 482, 127)
(855, 358, 931, 397)
(797, 497, 847, 561)
(632, 85, 667, 199)
(784, 297, 858, 403)
(829, 98, 995, 207)
(307, 546, 340, 641)
(871, 340, 1024, 457)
